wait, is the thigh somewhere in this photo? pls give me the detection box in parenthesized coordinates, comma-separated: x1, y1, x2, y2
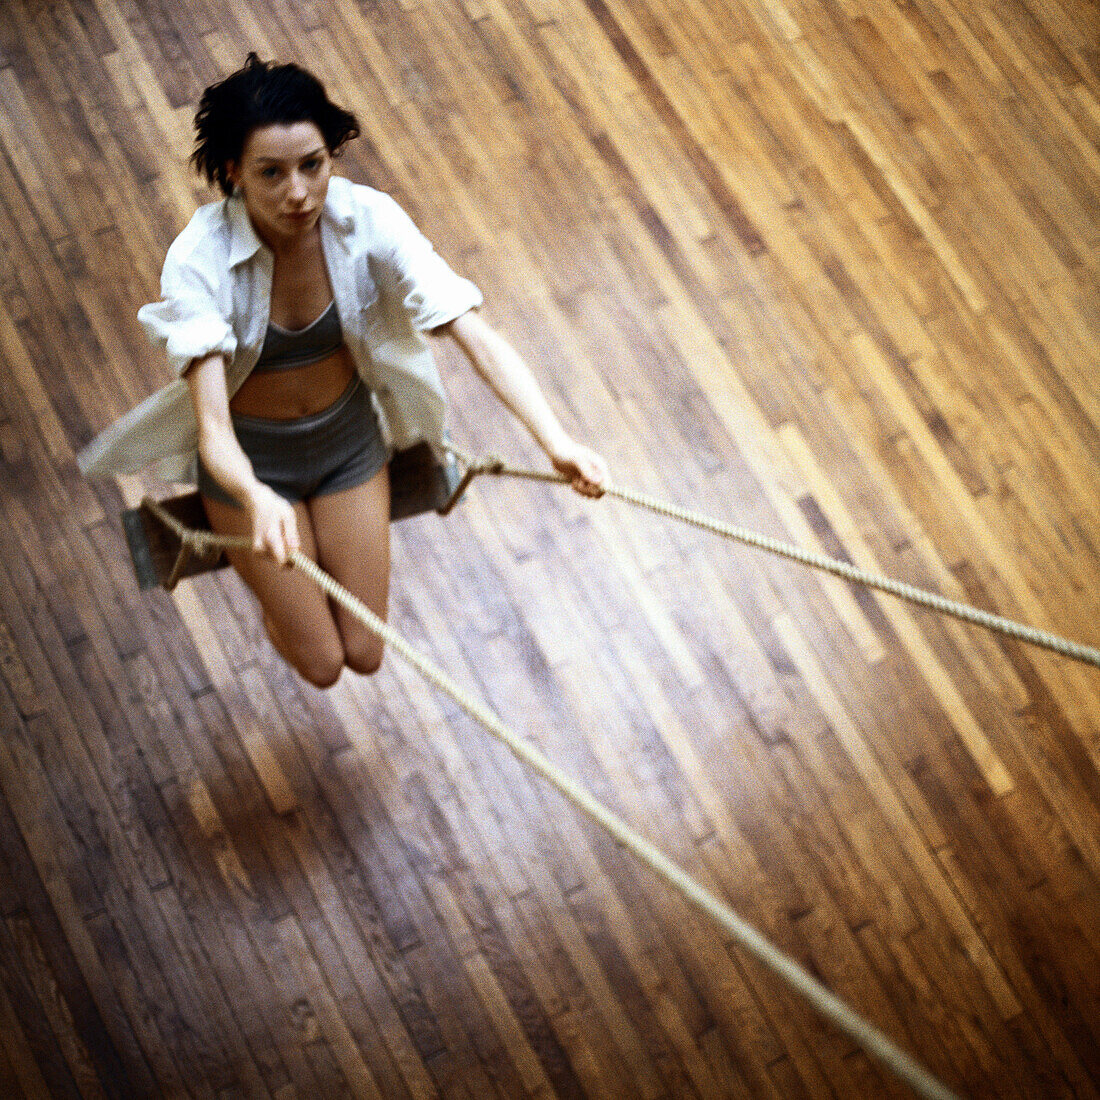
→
(308, 465, 392, 646)
(200, 493, 345, 662)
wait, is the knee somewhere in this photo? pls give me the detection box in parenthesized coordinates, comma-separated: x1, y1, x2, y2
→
(264, 614, 345, 688)
(345, 637, 385, 678)
(284, 633, 346, 688)
(295, 648, 346, 689)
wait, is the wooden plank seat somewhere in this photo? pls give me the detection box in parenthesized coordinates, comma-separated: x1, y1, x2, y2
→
(122, 442, 466, 590)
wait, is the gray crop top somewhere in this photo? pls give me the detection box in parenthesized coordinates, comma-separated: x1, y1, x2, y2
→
(254, 300, 343, 372)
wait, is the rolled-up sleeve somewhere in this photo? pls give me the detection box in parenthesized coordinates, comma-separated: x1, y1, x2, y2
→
(373, 194, 482, 331)
(137, 248, 237, 376)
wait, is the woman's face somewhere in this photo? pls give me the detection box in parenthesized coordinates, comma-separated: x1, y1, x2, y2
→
(229, 121, 333, 246)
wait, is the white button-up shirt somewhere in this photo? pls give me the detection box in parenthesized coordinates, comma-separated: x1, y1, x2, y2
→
(78, 176, 482, 483)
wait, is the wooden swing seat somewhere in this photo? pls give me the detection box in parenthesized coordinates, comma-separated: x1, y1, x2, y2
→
(122, 442, 465, 590)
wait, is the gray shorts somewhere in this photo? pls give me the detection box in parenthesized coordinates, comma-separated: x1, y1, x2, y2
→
(198, 375, 390, 507)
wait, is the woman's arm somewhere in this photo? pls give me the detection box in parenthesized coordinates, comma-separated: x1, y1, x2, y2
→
(438, 310, 609, 497)
(186, 353, 300, 564)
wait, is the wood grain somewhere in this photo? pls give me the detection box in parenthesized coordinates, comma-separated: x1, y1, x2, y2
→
(2, 0, 1100, 1094)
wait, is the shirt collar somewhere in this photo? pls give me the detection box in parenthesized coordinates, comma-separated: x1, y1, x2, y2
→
(227, 191, 265, 267)
(319, 176, 357, 236)
(226, 175, 356, 267)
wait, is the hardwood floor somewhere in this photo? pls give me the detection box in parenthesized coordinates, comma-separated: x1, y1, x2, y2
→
(2, 0, 1100, 1095)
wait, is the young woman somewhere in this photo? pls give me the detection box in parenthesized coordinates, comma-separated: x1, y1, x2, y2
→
(80, 55, 608, 687)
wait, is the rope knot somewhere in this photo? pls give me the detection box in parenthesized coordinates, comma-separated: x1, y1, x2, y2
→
(472, 455, 506, 476)
(190, 530, 221, 560)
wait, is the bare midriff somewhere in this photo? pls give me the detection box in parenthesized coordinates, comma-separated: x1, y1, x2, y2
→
(229, 344, 356, 420)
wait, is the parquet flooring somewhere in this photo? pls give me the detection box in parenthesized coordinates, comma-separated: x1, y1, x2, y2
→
(2, 0, 1100, 1095)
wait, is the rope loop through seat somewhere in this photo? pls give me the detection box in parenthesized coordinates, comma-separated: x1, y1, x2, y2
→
(136, 441, 1100, 1100)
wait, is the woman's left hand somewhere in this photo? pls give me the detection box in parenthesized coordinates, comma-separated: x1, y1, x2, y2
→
(549, 438, 610, 498)
(441, 313, 611, 497)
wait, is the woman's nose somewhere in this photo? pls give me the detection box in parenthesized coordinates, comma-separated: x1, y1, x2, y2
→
(287, 172, 307, 201)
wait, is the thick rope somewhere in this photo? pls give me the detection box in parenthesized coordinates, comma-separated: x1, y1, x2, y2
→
(445, 446, 1100, 670)
(143, 496, 959, 1100)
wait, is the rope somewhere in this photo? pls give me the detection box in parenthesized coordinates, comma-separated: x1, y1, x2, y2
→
(444, 445, 1100, 670)
(142, 495, 958, 1099)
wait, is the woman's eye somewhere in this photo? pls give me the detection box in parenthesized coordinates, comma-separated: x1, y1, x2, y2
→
(303, 157, 322, 172)
(260, 166, 281, 181)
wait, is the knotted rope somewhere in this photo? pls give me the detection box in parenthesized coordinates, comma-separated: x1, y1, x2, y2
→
(143, 493, 959, 1099)
(445, 445, 1100, 670)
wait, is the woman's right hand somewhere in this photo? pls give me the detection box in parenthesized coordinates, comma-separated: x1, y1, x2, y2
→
(187, 354, 301, 565)
(244, 483, 300, 566)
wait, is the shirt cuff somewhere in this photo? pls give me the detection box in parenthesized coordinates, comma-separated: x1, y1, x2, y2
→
(138, 301, 238, 376)
(407, 278, 484, 332)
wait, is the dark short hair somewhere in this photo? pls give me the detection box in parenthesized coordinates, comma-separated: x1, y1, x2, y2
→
(191, 53, 360, 195)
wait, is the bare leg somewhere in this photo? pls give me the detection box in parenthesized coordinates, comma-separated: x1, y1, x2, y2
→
(200, 465, 391, 685)
(200, 494, 348, 687)
(308, 466, 391, 675)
